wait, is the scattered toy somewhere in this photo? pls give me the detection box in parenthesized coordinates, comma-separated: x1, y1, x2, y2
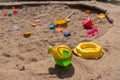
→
(48, 45, 73, 67)
(49, 23, 55, 30)
(56, 26, 63, 32)
(55, 18, 67, 25)
(87, 28, 99, 37)
(50, 11, 74, 33)
(13, 10, 18, 15)
(23, 32, 31, 38)
(8, 13, 12, 17)
(85, 9, 91, 14)
(43, 38, 48, 42)
(4, 13, 8, 17)
(82, 17, 93, 29)
(74, 42, 104, 59)
(12, 6, 15, 10)
(13, 25, 19, 30)
(54, 11, 75, 25)
(32, 23, 36, 27)
(64, 32, 71, 37)
(98, 13, 105, 19)
(34, 19, 40, 23)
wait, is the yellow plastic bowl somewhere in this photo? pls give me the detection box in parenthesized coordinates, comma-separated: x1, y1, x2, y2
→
(74, 42, 104, 59)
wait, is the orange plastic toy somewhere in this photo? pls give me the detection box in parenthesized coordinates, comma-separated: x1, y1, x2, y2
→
(56, 26, 63, 32)
(85, 9, 91, 14)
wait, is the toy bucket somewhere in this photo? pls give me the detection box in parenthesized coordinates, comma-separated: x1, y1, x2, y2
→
(82, 17, 93, 29)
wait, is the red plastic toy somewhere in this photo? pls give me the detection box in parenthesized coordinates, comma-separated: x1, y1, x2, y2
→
(4, 13, 8, 17)
(82, 17, 93, 29)
(13, 10, 18, 14)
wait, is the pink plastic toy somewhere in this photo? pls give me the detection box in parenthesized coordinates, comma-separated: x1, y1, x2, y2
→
(13, 10, 18, 14)
(87, 28, 99, 37)
(4, 13, 8, 16)
(82, 17, 93, 29)
(34, 20, 40, 23)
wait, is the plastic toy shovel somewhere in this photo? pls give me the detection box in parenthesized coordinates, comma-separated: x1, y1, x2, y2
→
(54, 11, 75, 25)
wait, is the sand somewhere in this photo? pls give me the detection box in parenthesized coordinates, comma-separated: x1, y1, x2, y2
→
(0, 1, 119, 80)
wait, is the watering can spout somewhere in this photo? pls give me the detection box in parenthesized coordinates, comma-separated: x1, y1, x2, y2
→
(48, 46, 55, 54)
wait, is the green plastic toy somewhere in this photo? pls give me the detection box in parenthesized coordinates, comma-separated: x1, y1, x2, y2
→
(48, 45, 73, 67)
(8, 13, 12, 17)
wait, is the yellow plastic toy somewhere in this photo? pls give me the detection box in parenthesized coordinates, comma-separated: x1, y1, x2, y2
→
(54, 18, 67, 25)
(98, 13, 105, 19)
(32, 23, 36, 27)
(74, 42, 104, 59)
(12, 6, 15, 9)
(23, 32, 31, 38)
(54, 11, 75, 25)
(48, 45, 73, 67)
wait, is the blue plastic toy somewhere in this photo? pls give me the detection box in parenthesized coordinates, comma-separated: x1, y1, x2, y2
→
(50, 23, 55, 30)
(64, 32, 71, 37)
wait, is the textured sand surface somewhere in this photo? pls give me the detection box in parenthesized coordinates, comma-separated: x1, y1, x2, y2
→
(0, 1, 119, 80)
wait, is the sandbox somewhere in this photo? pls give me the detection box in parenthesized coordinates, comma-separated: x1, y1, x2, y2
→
(0, 1, 113, 69)
(0, 1, 118, 80)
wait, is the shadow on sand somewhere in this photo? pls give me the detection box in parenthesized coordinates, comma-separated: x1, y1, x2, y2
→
(48, 64, 75, 79)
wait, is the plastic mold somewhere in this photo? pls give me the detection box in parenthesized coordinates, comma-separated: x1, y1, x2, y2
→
(74, 42, 104, 59)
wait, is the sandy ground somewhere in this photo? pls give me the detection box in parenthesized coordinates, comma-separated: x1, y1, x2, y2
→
(0, 1, 119, 80)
